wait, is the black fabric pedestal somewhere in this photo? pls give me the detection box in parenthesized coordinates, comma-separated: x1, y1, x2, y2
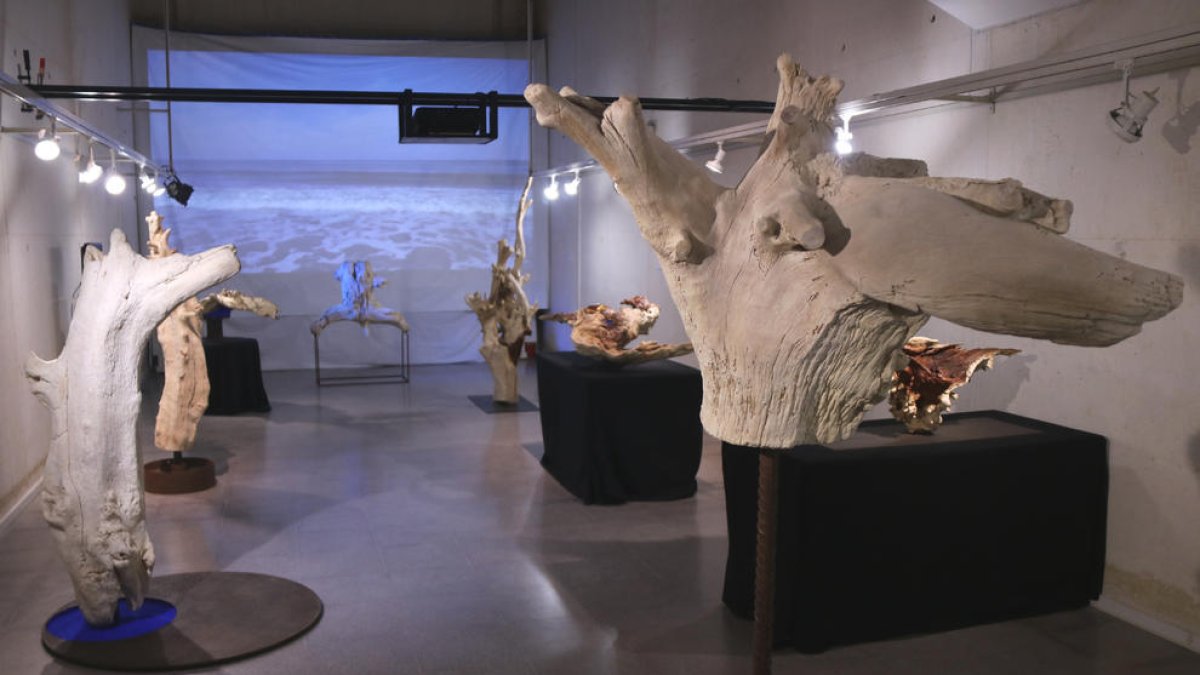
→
(722, 410, 1108, 653)
(536, 351, 703, 504)
(203, 337, 271, 415)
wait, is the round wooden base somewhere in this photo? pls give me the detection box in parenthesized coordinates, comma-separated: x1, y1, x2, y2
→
(42, 572, 323, 671)
(144, 457, 216, 494)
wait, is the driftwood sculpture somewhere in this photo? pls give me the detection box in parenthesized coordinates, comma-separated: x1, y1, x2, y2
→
(466, 177, 538, 404)
(310, 260, 409, 336)
(147, 212, 278, 452)
(25, 229, 239, 625)
(546, 295, 693, 365)
(889, 337, 1020, 434)
(525, 54, 1182, 448)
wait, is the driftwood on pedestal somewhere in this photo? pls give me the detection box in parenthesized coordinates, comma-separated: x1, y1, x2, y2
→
(889, 337, 1020, 434)
(310, 260, 409, 335)
(466, 177, 537, 404)
(146, 212, 279, 453)
(545, 295, 693, 365)
(25, 228, 239, 625)
(526, 54, 1182, 448)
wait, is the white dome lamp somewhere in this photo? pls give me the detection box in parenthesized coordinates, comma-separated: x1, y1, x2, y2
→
(78, 142, 102, 184)
(1108, 59, 1159, 143)
(564, 170, 581, 197)
(34, 118, 61, 161)
(543, 174, 560, 201)
(705, 141, 726, 174)
(104, 149, 126, 196)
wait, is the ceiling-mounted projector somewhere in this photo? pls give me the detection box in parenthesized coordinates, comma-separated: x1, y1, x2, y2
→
(399, 90, 498, 144)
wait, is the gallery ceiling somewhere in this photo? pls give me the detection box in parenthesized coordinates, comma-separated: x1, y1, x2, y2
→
(130, 0, 536, 41)
(927, 0, 1086, 29)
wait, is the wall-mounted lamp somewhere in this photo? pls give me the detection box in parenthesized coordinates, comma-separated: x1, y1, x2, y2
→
(1108, 60, 1159, 143)
(564, 170, 581, 197)
(705, 141, 726, 174)
(34, 117, 61, 161)
(163, 172, 193, 206)
(77, 142, 102, 184)
(103, 148, 126, 195)
(835, 115, 855, 155)
(543, 174, 560, 201)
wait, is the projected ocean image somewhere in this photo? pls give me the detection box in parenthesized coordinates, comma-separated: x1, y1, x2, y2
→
(161, 160, 528, 274)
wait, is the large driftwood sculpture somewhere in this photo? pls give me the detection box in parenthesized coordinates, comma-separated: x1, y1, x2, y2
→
(526, 54, 1182, 448)
(889, 337, 1020, 434)
(147, 212, 278, 452)
(25, 229, 239, 625)
(310, 260, 409, 336)
(546, 295, 693, 365)
(466, 177, 537, 404)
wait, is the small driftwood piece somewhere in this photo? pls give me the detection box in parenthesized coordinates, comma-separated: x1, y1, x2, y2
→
(25, 228, 239, 625)
(889, 337, 1020, 433)
(147, 212, 278, 452)
(310, 260, 409, 336)
(546, 295, 693, 365)
(466, 177, 538, 403)
(526, 54, 1182, 448)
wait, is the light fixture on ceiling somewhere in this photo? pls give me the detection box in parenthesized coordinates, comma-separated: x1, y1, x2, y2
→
(1108, 60, 1159, 143)
(104, 149, 126, 195)
(34, 117, 61, 161)
(705, 141, 726, 174)
(835, 115, 855, 155)
(564, 170, 580, 197)
(543, 174, 560, 201)
(140, 168, 156, 193)
(163, 172, 193, 206)
(77, 142, 102, 184)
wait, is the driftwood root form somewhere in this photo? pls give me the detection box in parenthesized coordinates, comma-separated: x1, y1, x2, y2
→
(546, 295, 693, 365)
(467, 177, 538, 403)
(25, 228, 239, 625)
(889, 337, 1020, 433)
(526, 54, 1182, 448)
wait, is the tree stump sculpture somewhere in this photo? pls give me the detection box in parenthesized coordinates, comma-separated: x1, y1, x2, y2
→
(545, 295, 693, 365)
(526, 54, 1182, 448)
(25, 229, 239, 626)
(466, 176, 538, 404)
(889, 336, 1020, 433)
(146, 212, 277, 492)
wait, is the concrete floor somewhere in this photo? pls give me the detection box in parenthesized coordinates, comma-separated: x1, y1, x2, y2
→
(1, 362, 1199, 674)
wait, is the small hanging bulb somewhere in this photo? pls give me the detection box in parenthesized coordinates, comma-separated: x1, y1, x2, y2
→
(104, 149, 126, 195)
(34, 118, 61, 161)
(564, 170, 580, 197)
(78, 142, 102, 183)
(705, 141, 726, 174)
(543, 174, 560, 201)
(835, 116, 854, 155)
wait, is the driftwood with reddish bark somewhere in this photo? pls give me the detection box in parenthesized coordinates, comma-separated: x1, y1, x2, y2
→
(466, 177, 538, 403)
(889, 337, 1020, 433)
(546, 295, 693, 365)
(525, 54, 1182, 448)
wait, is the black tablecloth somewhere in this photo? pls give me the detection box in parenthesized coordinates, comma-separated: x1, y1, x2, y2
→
(203, 337, 271, 415)
(722, 410, 1108, 653)
(536, 351, 703, 504)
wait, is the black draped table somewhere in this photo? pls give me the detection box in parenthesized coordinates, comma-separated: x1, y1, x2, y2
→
(722, 410, 1108, 653)
(536, 351, 703, 504)
(202, 337, 271, 415)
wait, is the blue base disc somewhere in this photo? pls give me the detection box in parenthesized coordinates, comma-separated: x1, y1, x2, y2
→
(45, 598, 177, 642)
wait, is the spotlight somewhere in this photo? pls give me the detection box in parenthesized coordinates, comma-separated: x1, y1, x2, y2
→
(564, 170, 580, 197)
(103, 149, 126, 195)
(34, 119, 60, 161)
(1108, 60, 1159, 143)
(835, 117, 854, 155)
(164, 173, 194, 206)
(78, 144, 102, 184)
(705, 141, 726, 174)
(140, 169, 156, 193)
(543, 175, 560, 201)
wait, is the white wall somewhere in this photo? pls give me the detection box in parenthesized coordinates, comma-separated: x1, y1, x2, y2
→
(0, 0, 138, 523)
(539, 0, 1200, 641)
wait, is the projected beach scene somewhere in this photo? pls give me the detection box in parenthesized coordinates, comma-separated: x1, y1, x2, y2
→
(159, 160, 526, 274)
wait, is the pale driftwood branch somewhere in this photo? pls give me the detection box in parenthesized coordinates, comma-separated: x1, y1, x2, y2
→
(198, 289, 280, 319)
(889, 337, 1020, 433)
(311, 260, 409, 335)
(546, 295, 693, 365)
(467, 177, 538, 403)
(527, 54, 1182, 448)
(26, 228, 239, 625)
